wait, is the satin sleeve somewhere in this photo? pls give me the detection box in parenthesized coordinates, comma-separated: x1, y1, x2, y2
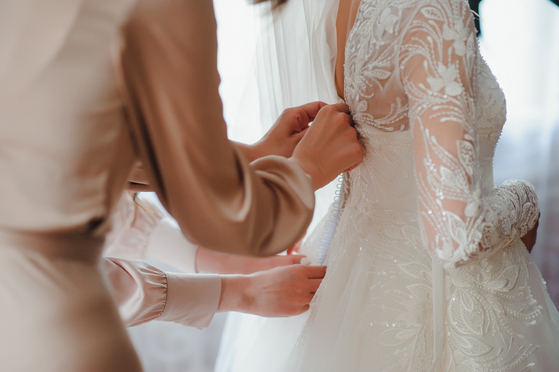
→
(104, 194, 221, 327)
(398, 0, 539, 267)
(119, 0, 314, 257)
(103, 257, 220, 328)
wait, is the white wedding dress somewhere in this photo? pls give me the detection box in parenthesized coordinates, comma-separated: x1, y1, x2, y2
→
(216, 0, 559, 371)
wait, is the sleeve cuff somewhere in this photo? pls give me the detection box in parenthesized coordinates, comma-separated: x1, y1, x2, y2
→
(158, 272, 221, 329)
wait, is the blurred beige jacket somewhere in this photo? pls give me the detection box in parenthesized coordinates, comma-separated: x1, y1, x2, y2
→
(0, 0, 314, 370)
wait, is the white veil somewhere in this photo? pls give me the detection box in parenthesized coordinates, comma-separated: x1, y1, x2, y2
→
(214, 1, 343, 371)
(252, 0, 345, 265)
(252, 0, 341, 123)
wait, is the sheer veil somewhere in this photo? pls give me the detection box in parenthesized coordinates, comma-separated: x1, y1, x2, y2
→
(252, 0, 345, 264)
(214, 1, 343, 370)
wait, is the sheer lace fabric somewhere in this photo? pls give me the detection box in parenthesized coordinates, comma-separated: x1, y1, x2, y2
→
(286, 0, 559, 371)
(344, 0, 538, 267)
(215, 0, 559, 371)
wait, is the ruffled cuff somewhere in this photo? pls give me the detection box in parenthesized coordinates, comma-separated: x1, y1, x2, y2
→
(492, 179, 539, 239)
(104, 258, 168, 327)
(158, 273, 221, 329)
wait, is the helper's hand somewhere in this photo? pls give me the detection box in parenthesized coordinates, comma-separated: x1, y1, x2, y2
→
(521, 213, 540, 253)
(251, 102, 328, 159)
(196, 246, 309, 275)
(291, 103, 363, 190)
(218, 265, 326, 317)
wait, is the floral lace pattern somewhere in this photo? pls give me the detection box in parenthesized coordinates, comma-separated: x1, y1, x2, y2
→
(395, 0, 539, 267)
(288, 1, 555, 371)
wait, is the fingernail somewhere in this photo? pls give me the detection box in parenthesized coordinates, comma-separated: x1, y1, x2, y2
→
(300, 257, 311, 265)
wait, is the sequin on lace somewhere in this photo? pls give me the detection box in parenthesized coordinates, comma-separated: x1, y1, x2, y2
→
(289, 1, 544, 371)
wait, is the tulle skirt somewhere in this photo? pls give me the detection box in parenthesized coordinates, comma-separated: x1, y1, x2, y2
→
(216, 213, 559, 372)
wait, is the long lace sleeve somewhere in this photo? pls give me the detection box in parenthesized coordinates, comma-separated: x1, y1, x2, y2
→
(398, 0, 539, 267)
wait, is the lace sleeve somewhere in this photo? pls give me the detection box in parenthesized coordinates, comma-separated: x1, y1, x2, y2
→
(398, 0, 539, 267)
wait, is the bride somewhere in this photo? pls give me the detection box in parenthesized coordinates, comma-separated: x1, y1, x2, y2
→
(216, 0, 559, 370)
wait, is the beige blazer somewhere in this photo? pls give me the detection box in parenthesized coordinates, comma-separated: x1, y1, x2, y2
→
(0, 0, 314, 370)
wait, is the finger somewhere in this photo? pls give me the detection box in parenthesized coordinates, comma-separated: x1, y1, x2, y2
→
(297, 101, 328, 121)
(282, 254, 306, 265)
(343, 163, 360, 173)
(305, 292, 315, 303)
(283, 254, 310, 265)
(291, 126, 309, 136)
(290, 129, 307, 143)
(326, 103, 350, 114)
(287, 240, 302, 255)
(304, 265, 327, 279)
(308, 278, 323, 292)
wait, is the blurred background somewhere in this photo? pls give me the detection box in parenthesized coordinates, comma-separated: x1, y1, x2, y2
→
(127, 0, 559, 370)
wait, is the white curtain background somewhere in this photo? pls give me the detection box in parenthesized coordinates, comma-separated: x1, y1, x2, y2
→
(126, 0, 559, 370)
(481, 0, 559, 304)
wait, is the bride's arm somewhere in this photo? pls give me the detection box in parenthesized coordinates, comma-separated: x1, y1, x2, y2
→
(398, 0, 538, 268)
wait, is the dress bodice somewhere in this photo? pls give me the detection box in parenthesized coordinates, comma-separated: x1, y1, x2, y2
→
(344, 0, 506, 205)
(311, 0, 544, 369)
(340, 0, 533, 268)
(211, 1, 559, 370)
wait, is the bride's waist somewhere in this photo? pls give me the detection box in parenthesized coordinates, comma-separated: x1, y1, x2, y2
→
(343, 192, 419, 218)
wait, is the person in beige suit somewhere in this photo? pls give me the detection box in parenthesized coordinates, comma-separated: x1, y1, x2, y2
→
(0, 0, 362, 371)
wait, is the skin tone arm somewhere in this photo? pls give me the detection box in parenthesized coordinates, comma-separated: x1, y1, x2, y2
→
(110, 194, 322, 320)
(196, 245, 308, 275)
(237, 101, 362, 190)
(128, 101, 362, 193)
(128, 100, 362, 192)
(235, 104, 317, 162)
(218, 265, 326, 316)
(197, 102, 358, 272)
